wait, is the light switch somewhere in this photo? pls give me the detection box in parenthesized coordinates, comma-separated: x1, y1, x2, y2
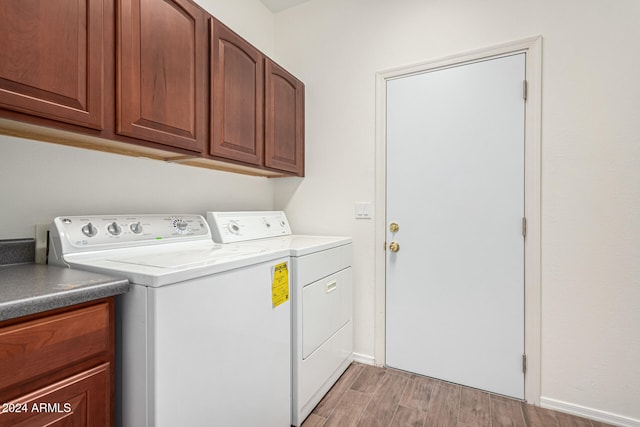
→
(355, 202, 373, 219)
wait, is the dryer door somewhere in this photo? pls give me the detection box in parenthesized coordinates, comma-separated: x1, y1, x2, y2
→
(302, 267, 352, 359)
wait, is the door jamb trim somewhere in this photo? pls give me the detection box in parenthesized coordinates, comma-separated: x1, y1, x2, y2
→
(374, 35, 543, 404)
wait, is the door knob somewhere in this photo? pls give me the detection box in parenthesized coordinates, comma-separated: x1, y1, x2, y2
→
(389, 242, 400, 252)
(389, 222, 399, 232)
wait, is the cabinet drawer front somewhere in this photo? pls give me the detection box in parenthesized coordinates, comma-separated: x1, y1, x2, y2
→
(0, 303, 110, 390)
(0, 363, 110, 427)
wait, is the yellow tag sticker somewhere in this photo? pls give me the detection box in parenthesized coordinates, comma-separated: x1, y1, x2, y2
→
(272, 262, 289, 308)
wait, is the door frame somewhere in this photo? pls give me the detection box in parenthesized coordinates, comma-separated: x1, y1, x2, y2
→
(374, 36, 542, 403)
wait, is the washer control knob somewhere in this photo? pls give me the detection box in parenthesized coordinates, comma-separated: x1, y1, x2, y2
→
(81, 223, 98, 237)
(130, 222, 143, 234)
(107, 222, 122, 236)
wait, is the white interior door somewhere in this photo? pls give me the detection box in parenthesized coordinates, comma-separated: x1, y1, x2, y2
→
(385, 54, 525, 398)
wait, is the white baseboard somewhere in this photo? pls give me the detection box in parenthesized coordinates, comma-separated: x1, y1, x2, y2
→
(352, 352, 376, 366)
(540, 397, 640, 427)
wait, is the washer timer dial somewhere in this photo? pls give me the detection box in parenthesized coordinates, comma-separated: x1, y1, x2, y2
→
(172, 218, 190, 234)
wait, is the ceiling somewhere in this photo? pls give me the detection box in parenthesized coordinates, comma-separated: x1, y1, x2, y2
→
(260, 0, 312, 13)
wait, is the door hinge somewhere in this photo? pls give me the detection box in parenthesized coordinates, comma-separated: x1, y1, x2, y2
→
(523, 80, 528, 100)
(522, 354, 527, 374)
(383, 241, 387, 251)
(522, 217, 527, 238)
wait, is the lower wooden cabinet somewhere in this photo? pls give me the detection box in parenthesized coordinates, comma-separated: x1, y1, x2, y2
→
(0, 299, 114, 427)
(0, 364, 110, 427)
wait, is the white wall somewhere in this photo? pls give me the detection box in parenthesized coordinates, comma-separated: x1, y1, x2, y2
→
(0, 0, 276, 239)
(0, 136, 274, 238)
(196, 0, 275, 56)
(272, 0, 640, 423)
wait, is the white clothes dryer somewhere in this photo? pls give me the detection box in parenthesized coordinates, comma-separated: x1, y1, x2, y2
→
(206, 211, 353, 426)
(49, 214, 291, 427)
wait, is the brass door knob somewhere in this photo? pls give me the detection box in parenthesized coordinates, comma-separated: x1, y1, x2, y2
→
(389, 222, 399, 232)
(389, 242, 400, 252)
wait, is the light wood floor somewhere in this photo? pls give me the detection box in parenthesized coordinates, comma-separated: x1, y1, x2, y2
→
(302, 363, 614, 427)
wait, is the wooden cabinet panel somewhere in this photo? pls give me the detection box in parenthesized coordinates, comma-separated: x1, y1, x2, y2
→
(0, 0, 105, 129)
(0, 302, 109, 391)
(265, 59, 305, 176)
(210, 19, 264, 165)
(0, 363, 110, 427)
(118, 0, 207, 152)
(0, 299, 114, 427)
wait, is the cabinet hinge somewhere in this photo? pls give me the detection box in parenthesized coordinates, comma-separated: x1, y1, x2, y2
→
(522, 217, 527, 238)
(522, 354, 527, 374)
(523, 80, 528, 100)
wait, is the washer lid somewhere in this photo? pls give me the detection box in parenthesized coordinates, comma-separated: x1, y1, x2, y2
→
(108, 245, 265, 269)
(59, 239, 289, 287)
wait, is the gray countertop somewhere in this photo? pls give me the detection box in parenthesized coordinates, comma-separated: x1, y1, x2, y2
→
(0, 263, 129, 322)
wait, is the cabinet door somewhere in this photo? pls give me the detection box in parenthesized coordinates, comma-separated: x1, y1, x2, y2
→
(265, 59, 305, 176)
(0, 364, 110, 427)
(210, 19, 264, 165)
(118, 0, 206, 152)
(0, 0, 105, 130)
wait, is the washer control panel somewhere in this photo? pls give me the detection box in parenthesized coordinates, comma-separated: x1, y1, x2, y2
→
(206, 211, 292, 243)
(53, 214, 210, 249)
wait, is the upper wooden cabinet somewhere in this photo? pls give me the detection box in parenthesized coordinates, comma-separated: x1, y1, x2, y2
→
(0, 0, 304, 176)
(210, 19, 264, 165)
(0, 0, 106, 130)
(209, 20, 305, 176)
(265, 59, 305, 176)
(117, 0, 207, 152)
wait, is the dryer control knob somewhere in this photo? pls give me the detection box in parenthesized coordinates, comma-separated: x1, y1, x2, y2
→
(130, 222, 143, 234)
(227, 221, 240, 234)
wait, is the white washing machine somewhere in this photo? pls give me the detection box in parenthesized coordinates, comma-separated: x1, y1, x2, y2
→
(206, 211, 353, 426)
(49, 214, 291, 427)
